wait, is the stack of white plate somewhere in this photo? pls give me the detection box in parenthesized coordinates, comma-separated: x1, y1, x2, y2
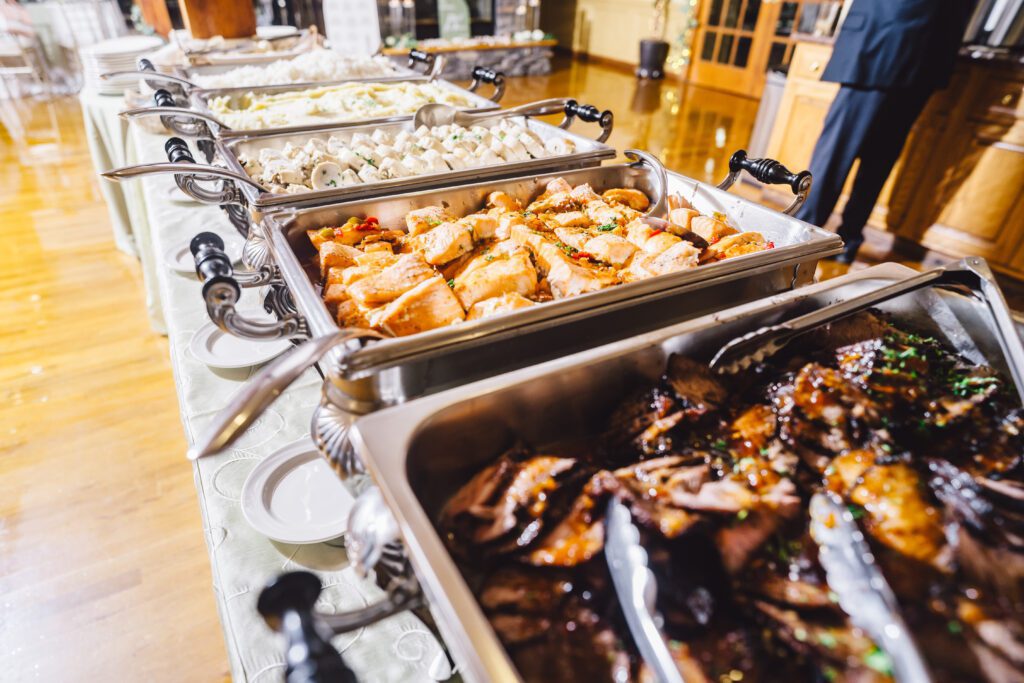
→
(80, 35, 164, 96)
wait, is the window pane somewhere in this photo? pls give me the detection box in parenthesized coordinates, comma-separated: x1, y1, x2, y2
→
(767, 41, 788, 69)
(798, 4, 819, 34)
(723, 0, 741, 28)
(701, 32, 717, 61)
(717, 33, 735, 63)
(741, 0, 760, 31)
(775, 2, 798, 36)
(708, 0, 724, 26)
(735, 36, 752, 67)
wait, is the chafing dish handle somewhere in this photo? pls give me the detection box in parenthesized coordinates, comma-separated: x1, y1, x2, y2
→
(717, 150, 812, 216)
(187, 328, 384, 460)
(188, 232, 303, 342)
(164, 137, 249, 209)
(407, 49, 436, 74)
(625, 149, 669, 217)
(562, 100, 614, 143)
(257, 572, 358, 683)
(102, 67, 196, 94)
(468, 66, 506, 102)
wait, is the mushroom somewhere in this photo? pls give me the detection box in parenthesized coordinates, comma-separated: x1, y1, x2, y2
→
(310, 161, 343, 190)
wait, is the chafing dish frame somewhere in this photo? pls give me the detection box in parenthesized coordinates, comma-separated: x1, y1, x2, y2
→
(345, 257, 1024, 683)
(185, 151, 840, 472)
(121, 70, 506, 141)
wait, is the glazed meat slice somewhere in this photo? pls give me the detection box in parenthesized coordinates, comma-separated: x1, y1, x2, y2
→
(411, 221, 474, 265)
(540, 244, 619, 299)
(581, 233, 637, 267)
(748, 600, 887, 680)
(603, 387, 685, 458)
(553, 227, 591, 251)
(452, 249, 537, 309)
(376, 276, 465, 336)
(644, 241, 701, 276)
(525, 476, 607, 567)
(318, 240, 362, 275)
(345, 253, 434, 306)
(601, 188, 649, 211)
(849, 461, 948, 569)
(405, 205, 454, 235)
(700, 232, 768, 262)
(440, 453, 578, 550)
(506, 603, 631, 683)
(466, 292, 537, 320)
(810, 311, 894, 350)
(485, 190, 521, 212)
(773, 363, 882, 466)
(664, 354, 729, 414)
(689, 215, 736, 243)
(459, 213, 499, 241)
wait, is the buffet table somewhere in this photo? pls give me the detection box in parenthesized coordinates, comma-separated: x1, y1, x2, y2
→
(120, 117, 450, 682)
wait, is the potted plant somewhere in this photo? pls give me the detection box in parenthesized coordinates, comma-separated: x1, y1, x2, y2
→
(637, 0, 670, 79)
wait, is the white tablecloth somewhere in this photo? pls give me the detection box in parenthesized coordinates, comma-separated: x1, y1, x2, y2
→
(96, 112, 450, 682)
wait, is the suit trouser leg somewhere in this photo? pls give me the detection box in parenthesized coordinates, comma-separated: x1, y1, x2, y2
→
(794, 87, 886, 227)
(838, 87, 934, 248)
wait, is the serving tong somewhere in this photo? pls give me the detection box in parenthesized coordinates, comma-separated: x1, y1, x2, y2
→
(709, 259, 1022, 386)
(809, 493, 932, 683)
(605, 497, 686, 683)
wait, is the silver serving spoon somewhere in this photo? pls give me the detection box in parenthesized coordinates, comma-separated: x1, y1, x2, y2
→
(412, 97, 571, 129)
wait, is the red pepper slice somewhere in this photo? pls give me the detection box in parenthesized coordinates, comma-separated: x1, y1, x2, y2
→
(649, 229, 664, 237)
(766, 240, 775, 249)
(571, 251, 595, 260)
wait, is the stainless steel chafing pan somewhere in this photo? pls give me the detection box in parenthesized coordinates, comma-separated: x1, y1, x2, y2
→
(104, 51, 436, 101)
(101, 99, 615, 224)
(184, 150, 839, 469)
(176, 27, 322, 66)
(342, 258, 1024, 683)
(117, 68, 506, 141)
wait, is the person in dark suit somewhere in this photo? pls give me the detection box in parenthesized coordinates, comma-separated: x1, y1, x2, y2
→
(794, 0, 975, 263)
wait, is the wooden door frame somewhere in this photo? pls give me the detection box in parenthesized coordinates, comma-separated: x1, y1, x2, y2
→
(686, 0, 791, 100)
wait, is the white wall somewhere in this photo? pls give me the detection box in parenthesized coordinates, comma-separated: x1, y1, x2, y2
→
(545, 0, 692, 75)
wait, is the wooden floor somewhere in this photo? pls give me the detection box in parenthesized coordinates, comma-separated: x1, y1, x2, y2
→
(0, 97, 229, 679)
(0, 56, 1015, 680)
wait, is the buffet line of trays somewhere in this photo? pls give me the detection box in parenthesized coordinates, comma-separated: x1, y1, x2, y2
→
(102, 48, 1024, 683)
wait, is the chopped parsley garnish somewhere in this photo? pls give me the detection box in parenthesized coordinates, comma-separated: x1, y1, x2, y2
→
(555, 241, 577, 256)
(446, 278, 455, 289)
(597, 222, 617, 232)
(847, 504, 865, 520)
(864, 647, 894, 677)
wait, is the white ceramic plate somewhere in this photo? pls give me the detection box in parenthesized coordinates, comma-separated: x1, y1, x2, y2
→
(164, 238, 243, 274)
(241, 438, 354, 544)
(189, 320, 292, 369)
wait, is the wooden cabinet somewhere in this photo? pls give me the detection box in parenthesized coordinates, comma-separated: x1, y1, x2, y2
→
(763, 41, 1024, 278)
